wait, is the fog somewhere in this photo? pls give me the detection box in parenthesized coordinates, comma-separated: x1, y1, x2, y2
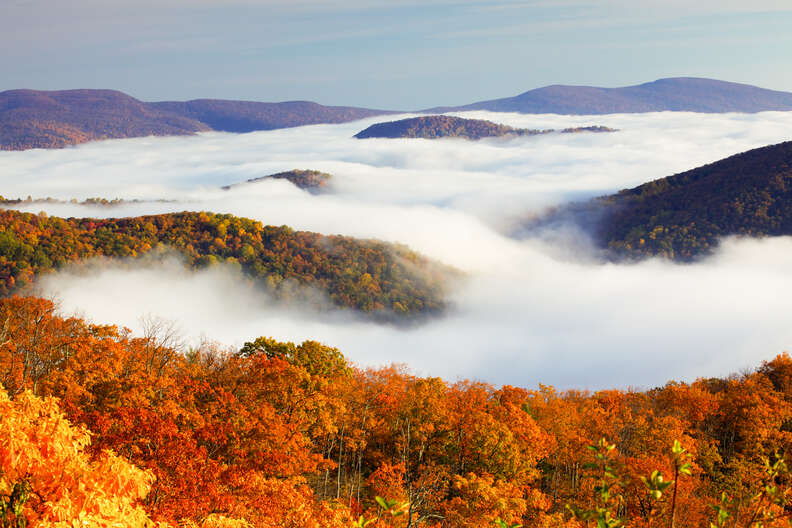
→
(4, 110, 792, 389)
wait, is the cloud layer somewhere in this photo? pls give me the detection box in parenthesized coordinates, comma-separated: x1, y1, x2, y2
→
(5, 110, 792, 389)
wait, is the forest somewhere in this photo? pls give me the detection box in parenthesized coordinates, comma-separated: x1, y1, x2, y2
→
(354, 116, 548, 140)
(596, 140, 792, 260)
(223, 169, 333, 193)
(0, 209, 452, 318)
(2, 294, 792, 527)
(354, 116, 616, 140)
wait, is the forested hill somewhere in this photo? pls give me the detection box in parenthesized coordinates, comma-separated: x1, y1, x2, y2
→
(0, 89, 393, 150)
(354, 115, 614, 139)
(596, 140, 792, 259)
(0, 209, 453, 317)
(427, 77, 792, 114)
(223, 169, 333, 193)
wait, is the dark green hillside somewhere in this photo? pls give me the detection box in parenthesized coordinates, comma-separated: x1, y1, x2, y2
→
(597, 141, 792, 260)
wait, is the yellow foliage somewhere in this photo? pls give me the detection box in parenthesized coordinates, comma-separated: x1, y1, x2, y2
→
(0, 386, 158, 527)
(178, 514, 251, 528)
(442, 473, 527, 528)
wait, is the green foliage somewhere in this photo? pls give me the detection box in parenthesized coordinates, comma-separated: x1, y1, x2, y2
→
(744, 453, 791, 528)
(0, 480, 30, 528)
(351, 497, 409, 527)
(641, 470, 673, 501)
(567, 438, 624, 528)
(710, 493, 731, 528)
(492, 519, 522, 528)
(238, 337, 350, 377)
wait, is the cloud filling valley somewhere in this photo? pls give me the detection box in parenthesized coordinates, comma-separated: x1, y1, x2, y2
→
(4, 110, 792, 389)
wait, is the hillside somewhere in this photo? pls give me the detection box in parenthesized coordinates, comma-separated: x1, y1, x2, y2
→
(0, 89, 209, 150)
(223, 169, 333, 193)
(0, 209, 453, 317)
(428, 77, 792, 114)
(594, 141, 792, 259)
(152, 99, 393, 133)
(4, 294, 792, 527)
(354, 115, 615, 139)
(0, 89, 393, 150)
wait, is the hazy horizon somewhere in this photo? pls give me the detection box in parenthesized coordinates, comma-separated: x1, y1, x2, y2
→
(3, 0, 792, 108)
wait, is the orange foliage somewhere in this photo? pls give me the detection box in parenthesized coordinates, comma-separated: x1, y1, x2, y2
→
(1, 295, 792, 527)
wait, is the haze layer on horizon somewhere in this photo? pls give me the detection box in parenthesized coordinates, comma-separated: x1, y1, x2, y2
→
(3, 0, 792, 108)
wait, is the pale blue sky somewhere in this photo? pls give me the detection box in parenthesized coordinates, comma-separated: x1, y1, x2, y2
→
(3, 0, 792, 109)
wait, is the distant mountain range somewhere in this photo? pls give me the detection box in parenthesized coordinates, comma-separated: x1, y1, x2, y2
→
(2, 78, 792, 150)
(426, 78, 792, 115)
(354, 115, 615, 139)
(0, 89, 393, 150)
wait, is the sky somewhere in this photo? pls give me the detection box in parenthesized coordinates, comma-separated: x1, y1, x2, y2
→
(3, 0, 792, 108)
(3, 110, 792, 390)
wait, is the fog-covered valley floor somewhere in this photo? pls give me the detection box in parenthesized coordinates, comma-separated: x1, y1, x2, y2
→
(3, 110, 792, 389)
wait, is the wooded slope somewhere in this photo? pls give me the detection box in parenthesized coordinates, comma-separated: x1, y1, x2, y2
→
(0, 209, 452, 317)
(596, 140, 792, 260)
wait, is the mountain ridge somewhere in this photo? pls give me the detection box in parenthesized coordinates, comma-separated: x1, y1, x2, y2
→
(3, 78, 792, 150)
(0, 88, 395, 150)
(425, 77, 792, 115)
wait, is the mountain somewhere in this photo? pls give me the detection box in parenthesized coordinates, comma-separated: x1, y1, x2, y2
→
(222, 169, 333, 193)
(5, 78, 789, 150)
(354, 115, 616, 139)
(427, 78, 792, 115)
(152, 99, 393, 133)
(0, 89, 209, 150)
(0, 89, 394, 150)
(589, 141, 792, 260)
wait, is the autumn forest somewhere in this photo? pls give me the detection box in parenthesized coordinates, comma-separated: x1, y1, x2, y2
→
(4, 294, 792, 528)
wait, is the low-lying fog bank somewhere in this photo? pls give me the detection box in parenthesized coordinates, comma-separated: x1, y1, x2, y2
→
(5, 110, 792, 388)
(36, 236, 792, 390)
